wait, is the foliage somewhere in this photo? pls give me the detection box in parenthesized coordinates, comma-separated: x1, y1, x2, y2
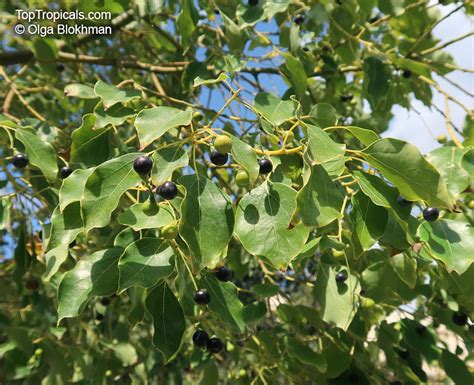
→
(0, 0, 473, 384)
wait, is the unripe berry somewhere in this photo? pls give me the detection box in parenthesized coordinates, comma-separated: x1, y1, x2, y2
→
(162, 224, 178, 240)
(235, 171, 250, 187)
(214, 135, 233, 154)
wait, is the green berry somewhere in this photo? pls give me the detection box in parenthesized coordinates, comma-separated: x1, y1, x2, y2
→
(468, 200, 474, 209)
(162, 224, 178, 240)
(361, 298, 375, 309)
(437, 134, 447, 144)
(214, 134, 233, 154)
(142, 196, 159, 215)
(283, 131, 294, 143)
(236, 171, 250, 187)
(192, 111, 203, 123)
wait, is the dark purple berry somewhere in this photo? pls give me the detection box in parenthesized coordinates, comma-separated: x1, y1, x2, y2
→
(157, 181, 178, 200)
(133, 156, 153, 175)
(398, 349, 410, 360)
(95, 313, 105, 321)
(60, 166, 73, 179)
(215, 267, 233, 282)
(423, 207, 439, 222)
(12, 153, 29, 169)
(340, 94, 353, 102)
(258, 158, 273, 174)
(294, 15, 304, 25)
(100, 297, 111, 306)
(207, 337, 224, 353)
(192, 330, 209, 347)
(452, 312, 468, 326)
(56, 63, 65, 72)
(210, 151, 229, 166)
(25, 279, 39, 291)
(194, 289, 211, 305)
(402, 69, 412, 78)
(335, 271, 347, 283)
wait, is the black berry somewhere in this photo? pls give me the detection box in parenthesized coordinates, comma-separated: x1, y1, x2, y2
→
(194, 289, 211, 305)
(25, 279, 39, 291)
(335, 271, 347, 283)
(248, 0, 258, 6)
(402, 69, 412, 78)
(95, 313, 105, 321)
(133, 156, 153, 176)
(100, 297, 111, 306)
(210, 151, 229, 166)
(340, 94, 353, 102)
(452, 312, 468, 326)
(215, 266, 233, 282)
(12, 153, 29, 169)
(415, 324, 426, 335)
(56, 63, 65, 72)
(423, 207, 439, 222)
(157, 181, 178, 200)
(397, 196, 412, 207)
(207, 337, 224, 353)
(60, 166, 73, 179)
(360, 287, 366, 296)
(258, 158, 273, 174)
(294, 15, 304, 25)
(397, 349, 410, 360)
(192, 330, 209, 347)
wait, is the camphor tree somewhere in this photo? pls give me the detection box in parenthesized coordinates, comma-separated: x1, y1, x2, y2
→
(0, 0, 473, 384)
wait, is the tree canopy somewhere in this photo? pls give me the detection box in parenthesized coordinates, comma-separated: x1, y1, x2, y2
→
(0, 0, 473, 384)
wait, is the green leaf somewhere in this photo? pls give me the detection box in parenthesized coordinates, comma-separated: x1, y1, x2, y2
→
(313, 265, 360, 330)
(286, 337, 327, 373)
(242, 302, 267, 324)
(388, 54, 431, 77)
(59, 168, 94, 211)
(94, 104, 135, 129)
(220, 12, 244, 53)
(118, 238, 175, 292)
(281, 53, 308, 99)
(57, 248, 121, 322)
(349, 192, 388, 258)
(253, 92, 295, 126)
(390, 253, 417, 288)
(151, 146, 189, 186)
(81, 153, 142, 233)
(296, 164, 343, 227)
(178, 174, 234, 268)
(305, 123, 346, 164)
(94, 80, 141, 109)
(15, 129, 58, 182)
(145, 281, 185, 362)
(44, 203, 83, 280)
(70, 114, 113, 167)
(176, 0, 198, 48)
(363, 56, 389, 105)
(228, 133, 259, 185)
(426, 146, 470, 197)
(202, 275, 246, 333)
(31, 38, 58, 77)
(193, 73, 228, 87)
(0, 197, 11, 230)
(441, 350, 473, 385)
(134, 107, 192, 149)
(118, 202, 174, 231)
(417, 219, 474, 275)
(361, 138, 453, 209)
(234, 181, 309, 268)
(343, 126, 380, 146)
(252, 283, 279, 298)
(307, 103, 337, 128)
(64, 84, 97, 99)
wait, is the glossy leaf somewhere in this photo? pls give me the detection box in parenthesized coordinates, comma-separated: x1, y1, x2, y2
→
(202, 275, 245, 333)
(234, 181, 309, 268)
(296, 164, 343, 228)
(70, 114, 112, 167)
(57, 248, 121, 322)
(178, 174, 234, 268)
(81, 153, 142, 233)
(253, 92, 295, 126)
(118, 202, 174, 231)
(361, 138, 453, 209)
(135, 107, 192, 149)
(94, 80, 140, 109)
(418, 219, 474, 275)
(229, 133, 259, 185)
(118, 238, 175, 292)
(15, 129, 58, 182)
(304, 123, 345, 164)
(145, 281, 185, 362)
(151, 146, 189, 186)
(313, 265, 360, 330)
(59, 168, 94, 211)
